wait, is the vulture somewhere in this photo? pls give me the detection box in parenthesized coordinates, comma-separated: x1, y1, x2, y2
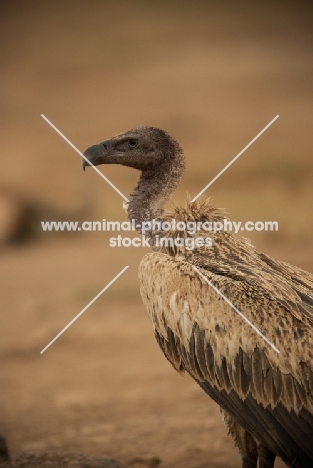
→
(83, 126, 313, 468)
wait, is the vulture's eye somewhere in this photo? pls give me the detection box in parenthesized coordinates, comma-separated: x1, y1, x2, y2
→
(128, 139, 138, 148)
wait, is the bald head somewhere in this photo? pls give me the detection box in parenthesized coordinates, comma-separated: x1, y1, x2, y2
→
(83, 126, 183, 173)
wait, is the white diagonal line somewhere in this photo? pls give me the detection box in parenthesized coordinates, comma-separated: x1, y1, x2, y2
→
(192, 266, 280, 353)
(40, 266, 129, 354)
(41, 114, 129, 202)
(192, 115, 279, 202)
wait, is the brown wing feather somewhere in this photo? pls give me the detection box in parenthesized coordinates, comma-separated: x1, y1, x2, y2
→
(139, 249, 313, 466)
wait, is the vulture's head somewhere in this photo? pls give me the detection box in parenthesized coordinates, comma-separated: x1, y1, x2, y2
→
(82, 126, 183, 173)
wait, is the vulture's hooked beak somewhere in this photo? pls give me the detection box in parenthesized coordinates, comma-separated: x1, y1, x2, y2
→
(82, 140, 112, 171)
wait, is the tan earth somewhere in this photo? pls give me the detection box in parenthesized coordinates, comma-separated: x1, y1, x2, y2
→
(1, 2, 313, 467)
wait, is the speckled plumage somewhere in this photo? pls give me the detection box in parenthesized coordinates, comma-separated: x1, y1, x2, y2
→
(83, 126, 313, 468)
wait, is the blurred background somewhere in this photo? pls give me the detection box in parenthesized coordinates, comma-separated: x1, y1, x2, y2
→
(1, 1, 312, 467)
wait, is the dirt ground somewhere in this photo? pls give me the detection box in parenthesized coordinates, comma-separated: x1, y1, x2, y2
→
(1, 1, 313, 467)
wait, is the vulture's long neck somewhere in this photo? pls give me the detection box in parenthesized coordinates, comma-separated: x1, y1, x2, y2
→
(127, 147, 185, 232)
